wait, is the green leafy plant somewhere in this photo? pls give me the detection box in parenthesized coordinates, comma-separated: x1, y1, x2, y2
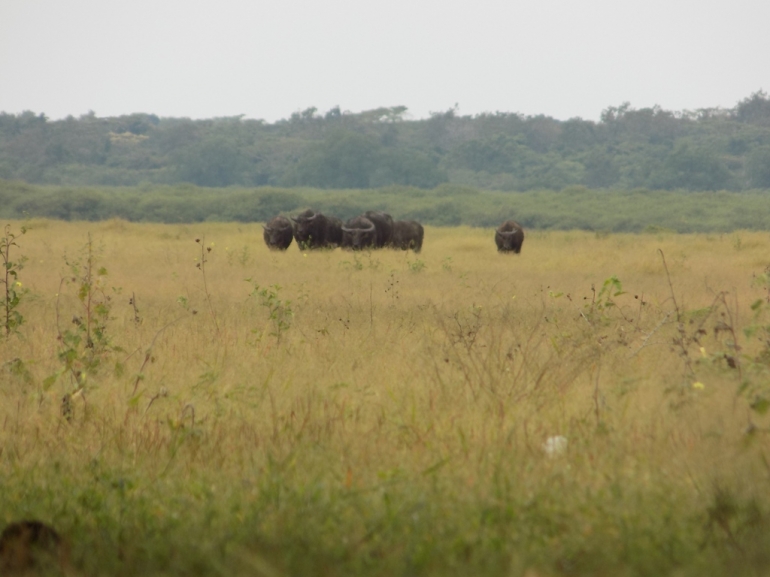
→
(46, 235, 123, 403)
(0, 224, 28, 337)
(3, 356, 33, 386)
(247, 280, 293, 341)
(657, 256, 770, 426)
(225, 244, 250, 267)
(408, 258, 426, 273)
(733, 294, 770, 423)
(339, 253, 364, 271)
(593, 275, 625, 312)
(574, 275, 631, 329)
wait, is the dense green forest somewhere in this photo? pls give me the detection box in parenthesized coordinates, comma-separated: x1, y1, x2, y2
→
(2, 92, 770, 191)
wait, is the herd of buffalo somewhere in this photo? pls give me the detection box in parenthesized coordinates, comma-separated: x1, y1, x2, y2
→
(263, 209, 525, 254)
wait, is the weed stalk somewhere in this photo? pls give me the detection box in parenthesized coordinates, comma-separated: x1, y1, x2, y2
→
(0, 224, 28, 337)
(196, 236, 220, 335)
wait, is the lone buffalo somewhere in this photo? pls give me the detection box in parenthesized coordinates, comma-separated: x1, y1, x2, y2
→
(291, 209, 342, 250)
(341, 216, 377, 250)
(263, 216, 294, 251)
(495, 221, 525, 253)
(391, 220, 424, 252)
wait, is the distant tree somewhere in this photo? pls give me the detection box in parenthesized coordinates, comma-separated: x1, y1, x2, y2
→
(601, 104, 685, 145)
(290, 107, 319, 124)
(655, 142, 732, 190)
(559, 118, 598, 151)
(522, 115, 561, 153)
(325, 106, 342, 120)
(285, 130, 380, 188)
(745, 145, 770, 188)
(583, 148, 620, 188)
(356, 106, 408, 124)
(449, 134, 523, 174)
(600, 102, 632, 124)
(151, 119, 200, 154)
(371, 148, 446, 188)
(115, 113, 160, 135)
(424, 106, 459, 151)
(174, 136, 249, 187)
(734, 91, 770, 126)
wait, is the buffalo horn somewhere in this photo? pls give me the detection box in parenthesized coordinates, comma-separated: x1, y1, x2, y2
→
(341, 223, 375, 233)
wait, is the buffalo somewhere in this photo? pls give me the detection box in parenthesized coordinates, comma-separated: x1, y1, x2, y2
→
(341, 216, 378, 250)
(363, 211, 394, 248)
(0, 520, 67, 573)
(326, 216, 344, 247)
(291, 209, 342, 250)
(342, 211, 395, 250)
(391, 220, 424, 252)
(495, 220, 525, 253)
(262, 216, 294, 251)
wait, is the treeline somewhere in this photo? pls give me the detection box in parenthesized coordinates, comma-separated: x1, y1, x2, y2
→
(3, 179, 770, 233)
(1, 92, 770, 191)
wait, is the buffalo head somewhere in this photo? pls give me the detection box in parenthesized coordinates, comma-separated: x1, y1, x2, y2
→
(292, 209, 330, 249)
(495, 220, 524, 253)
(263, 216, 294, 250)
(341, 216, 377, 250)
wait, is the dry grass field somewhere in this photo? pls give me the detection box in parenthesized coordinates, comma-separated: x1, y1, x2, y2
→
(2, 219, 770, 576)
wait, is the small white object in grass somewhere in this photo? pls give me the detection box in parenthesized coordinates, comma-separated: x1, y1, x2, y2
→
(543, 436, 568, 457)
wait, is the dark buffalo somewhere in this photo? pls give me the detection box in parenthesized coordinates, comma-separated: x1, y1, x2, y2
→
(363, 211, 394, 248)
(263, 216, 294, 251)
(291, 209, 341, 249)
(391, 220, 424, 252)
(326, 216, 344, 247)
(0, 520, 67, 573)
(341, 216, 377, 250)
(495, 220, 525, 253)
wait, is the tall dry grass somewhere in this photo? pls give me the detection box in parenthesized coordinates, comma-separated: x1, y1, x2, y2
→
(1, 220, 770, 576)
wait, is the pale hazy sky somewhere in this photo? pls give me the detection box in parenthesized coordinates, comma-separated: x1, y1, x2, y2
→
(1, 0, 768, 122)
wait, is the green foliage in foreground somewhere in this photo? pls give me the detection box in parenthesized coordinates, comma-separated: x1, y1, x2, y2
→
(3, 179, 770, 232)
(3, 452, 760, 577)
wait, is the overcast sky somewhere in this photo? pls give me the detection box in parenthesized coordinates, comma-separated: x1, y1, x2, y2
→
(1, 0, 769, 123)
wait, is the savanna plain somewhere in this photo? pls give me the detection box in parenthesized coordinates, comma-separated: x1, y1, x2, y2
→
(2, 220, 770, 576)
